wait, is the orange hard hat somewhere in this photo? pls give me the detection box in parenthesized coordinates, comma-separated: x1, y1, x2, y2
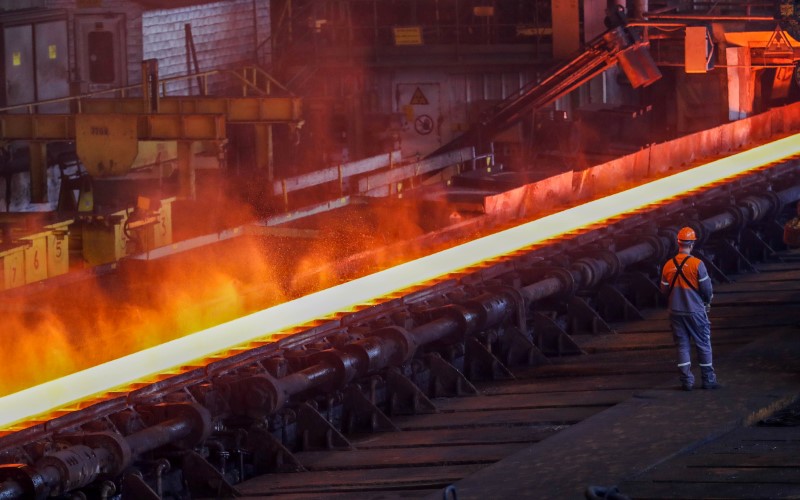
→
(677, 226, 697, 242)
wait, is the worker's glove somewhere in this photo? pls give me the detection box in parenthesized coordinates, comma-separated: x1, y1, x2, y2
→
(704, 303, 711, 314)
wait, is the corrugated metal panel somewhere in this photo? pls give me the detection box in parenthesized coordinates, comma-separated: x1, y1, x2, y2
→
(133, 0, 225, 9)
(142, 0, 269, 92)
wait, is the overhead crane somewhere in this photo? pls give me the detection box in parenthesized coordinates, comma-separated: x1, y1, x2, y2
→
(0, 64, 302, 204)
(0, 112, 227, 201)
(0, 103, 301, 204)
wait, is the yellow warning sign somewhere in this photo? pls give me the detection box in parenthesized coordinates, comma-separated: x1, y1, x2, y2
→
(12, 52, 21, 66)
(393, 27, 423, 46)
(409, 87, 429, 105)
(49, 45, 57, 59)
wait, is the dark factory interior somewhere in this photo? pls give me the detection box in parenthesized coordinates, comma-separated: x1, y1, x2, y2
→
(1, 0, 800, 498)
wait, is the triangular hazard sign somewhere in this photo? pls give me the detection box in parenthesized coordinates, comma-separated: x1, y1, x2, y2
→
(409, 87, 429, 105)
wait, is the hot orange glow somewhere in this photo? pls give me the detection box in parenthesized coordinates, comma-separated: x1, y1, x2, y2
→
(0, 233, 287, 395)
(1, 133, 798, 429)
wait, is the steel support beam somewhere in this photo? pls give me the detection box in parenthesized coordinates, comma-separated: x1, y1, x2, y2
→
(77, 96, 303, 123)
(0, 113, 226, 141)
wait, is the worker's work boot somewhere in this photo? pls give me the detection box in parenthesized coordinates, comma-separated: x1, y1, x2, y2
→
(701, 364, 718, 389)
(678, 362, 694, 391)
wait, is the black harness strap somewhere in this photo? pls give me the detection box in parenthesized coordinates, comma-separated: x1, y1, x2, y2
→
(668, 255, 700, 296)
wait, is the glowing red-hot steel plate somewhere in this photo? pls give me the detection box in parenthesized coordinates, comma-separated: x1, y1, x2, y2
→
(1, 134, 798, 429)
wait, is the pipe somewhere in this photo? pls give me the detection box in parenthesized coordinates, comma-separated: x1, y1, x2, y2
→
(643, 13, 775, 20)
(0, 481, 23, 500)
(36, 446, 114, 495)
(155, 459, 171, 499)
(702, 211, 738, 232)
(276, 362, 341, 398)
(0, 404, 209, 499)
(777, 185, 800, 208)
(616, 242, 657, 267)
(412, 316, 469, 345)
(127, 417, 195, 458)
(520, 276, 566, 303)
(99, 480, 116, 500)
(205, 441, 228, 475)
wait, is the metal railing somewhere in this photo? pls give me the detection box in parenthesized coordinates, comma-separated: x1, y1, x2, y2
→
(0, 65, 293, 115)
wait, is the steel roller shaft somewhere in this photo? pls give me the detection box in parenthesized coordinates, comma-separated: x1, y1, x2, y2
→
(0, 404, 210, 499)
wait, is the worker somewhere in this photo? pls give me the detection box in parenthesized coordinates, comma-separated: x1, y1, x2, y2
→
(783, 201, 800, 248)
(660, 227, 718, 391)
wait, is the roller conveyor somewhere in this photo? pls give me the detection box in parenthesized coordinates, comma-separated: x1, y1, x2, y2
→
(1, 132, 800, 498)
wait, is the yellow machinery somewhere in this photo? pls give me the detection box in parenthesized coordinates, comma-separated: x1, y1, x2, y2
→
(80, 196, 175, 266)
(0, 215, 72, 290)
(0, 63, 304, 276)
